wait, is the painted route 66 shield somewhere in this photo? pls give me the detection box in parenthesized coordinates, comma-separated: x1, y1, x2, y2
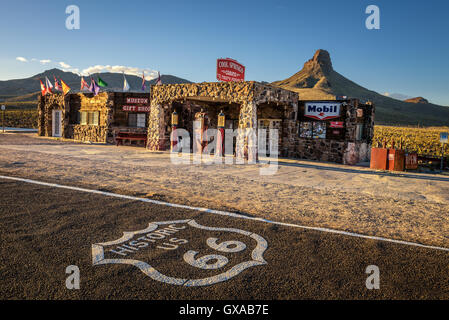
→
(92, 219, 268, 286)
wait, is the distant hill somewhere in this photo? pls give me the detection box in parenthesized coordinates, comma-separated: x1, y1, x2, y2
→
(0, 68, 191, 103)
(404, 97, 429, 104)
(272, 50, 449, 126)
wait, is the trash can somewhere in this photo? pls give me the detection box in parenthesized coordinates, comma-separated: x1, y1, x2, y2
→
(370, 148, 388, 170)
(388, 149, 405, 171)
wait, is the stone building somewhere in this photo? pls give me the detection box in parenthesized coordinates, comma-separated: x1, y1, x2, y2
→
(147, 81, 299, 161)
(293, 99, 375, 164)
(37, 92, 151, 146)
(37, 82, 374, 164)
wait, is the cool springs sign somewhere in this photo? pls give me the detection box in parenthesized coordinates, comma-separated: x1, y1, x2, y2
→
(217, 58, 245, 82)
(305, 102, 341, 120)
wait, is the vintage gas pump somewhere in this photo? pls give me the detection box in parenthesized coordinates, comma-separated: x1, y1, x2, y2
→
(170, 110, 178, 152)
(216, 110, 225, 157)
(193, 112, 206, 155)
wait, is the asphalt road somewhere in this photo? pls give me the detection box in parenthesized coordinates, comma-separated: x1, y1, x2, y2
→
(0, 178, 448, 300)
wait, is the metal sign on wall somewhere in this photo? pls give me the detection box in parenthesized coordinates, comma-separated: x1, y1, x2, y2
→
(330, 121, 344, 128)
(122, 105, 150, 112)
(305, 102, 341, 120)
(217, 58, 245, 82)
(441, 132, 448, 144)
(122, 97, 150, 112)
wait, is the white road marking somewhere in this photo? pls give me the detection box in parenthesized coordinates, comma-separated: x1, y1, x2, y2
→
(1, 174, 449, 252)
(92, 219, 267, 286)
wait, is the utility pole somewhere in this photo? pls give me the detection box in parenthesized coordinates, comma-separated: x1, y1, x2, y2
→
(1, 105, 5, 133)
(441, 132, 448, 171)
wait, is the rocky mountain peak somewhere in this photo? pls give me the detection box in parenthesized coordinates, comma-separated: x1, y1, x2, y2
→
(404, 97, 429, 104)
(303, 49, 333, 74)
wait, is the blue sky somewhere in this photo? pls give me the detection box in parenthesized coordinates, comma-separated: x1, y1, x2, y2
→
(0, 0, 448, 105)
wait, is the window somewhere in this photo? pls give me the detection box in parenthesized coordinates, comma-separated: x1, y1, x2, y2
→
(299, 122, 326, 139)
(128, 113, 146, 128)
(79, 111, 87, 125)
(137, 113, 146, 128)
(128, 113, 137, 127)
(79, 111, 99, 125)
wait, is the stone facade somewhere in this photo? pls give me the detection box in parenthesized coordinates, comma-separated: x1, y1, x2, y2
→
(147, 103, 166, 150)
(37, 94, 67, 137)
(38, 91, 151, 145)
(287, 99, 375, 164)
(148, 82, 299, 160)
(37, 82, 374, 165)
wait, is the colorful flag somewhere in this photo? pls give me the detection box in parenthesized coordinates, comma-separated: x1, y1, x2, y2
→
(54, 76, 62, 91)
(61, 79, 71, 95)
(40, 79, 47, 96)
(89, 78, 100, 96)
(123, 74, 130, 92)
(97, 77, 108, 88)
(80, 76, 89, 91)
(155, 72, 162, 85)
(45, 77, 53, 94)
(141, 71, 146, 91)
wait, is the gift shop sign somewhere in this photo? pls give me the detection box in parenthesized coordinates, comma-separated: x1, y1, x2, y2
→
(122, 97, 150, 112)
(305, 102, 341, 120)
(217, 58, 245, 82)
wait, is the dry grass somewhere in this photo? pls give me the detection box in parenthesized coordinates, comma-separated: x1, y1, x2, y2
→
(374, 125, 449, 158)
(1, 109, 37, 128)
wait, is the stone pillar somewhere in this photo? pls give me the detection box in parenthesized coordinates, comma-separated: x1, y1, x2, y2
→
(147, 103, 166, 151)
(236, 100, 257, 162)
(37, 96, 45, 136)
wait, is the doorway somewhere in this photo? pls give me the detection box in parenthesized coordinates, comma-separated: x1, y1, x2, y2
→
(258, 119, 282, 156)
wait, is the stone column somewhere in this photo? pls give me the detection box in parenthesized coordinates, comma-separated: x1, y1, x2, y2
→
(37, 96, 45, 136)
(147, 103, 166, 151)
(236, 100, 257, 162)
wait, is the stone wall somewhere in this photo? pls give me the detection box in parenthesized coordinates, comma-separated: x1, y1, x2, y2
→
(236, 101, 257, 161)
(147, 103, 166, 150)
(148, 82, 299, 158)
(68, 92, 110, 143)
(37, 94, 68, 137)
(289, 99, 375, 164)
(72, 125, 108, 143)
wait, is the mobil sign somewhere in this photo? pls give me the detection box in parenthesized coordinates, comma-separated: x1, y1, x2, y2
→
(217, 58, 245, 82)
(305, 102, 341, 120)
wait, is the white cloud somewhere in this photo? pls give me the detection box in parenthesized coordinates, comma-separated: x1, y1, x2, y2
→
(14, 56, 158, 80)
(383, 92, 413, 101)
(59, 61, 71, 69)
(81, 65, 158, 80)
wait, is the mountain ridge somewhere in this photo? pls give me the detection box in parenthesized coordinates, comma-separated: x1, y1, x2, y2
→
(272, 49, 449, 126)
(0, 69, 192, 97)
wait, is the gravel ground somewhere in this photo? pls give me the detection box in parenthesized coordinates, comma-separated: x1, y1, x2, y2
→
(0, 133, 448, 249)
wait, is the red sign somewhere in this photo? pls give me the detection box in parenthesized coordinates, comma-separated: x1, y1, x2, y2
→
(405, 153, 418, 170)
(217, 58, 245, 82)
(330, 121, 344, 128)
(122, 105, 150, 112)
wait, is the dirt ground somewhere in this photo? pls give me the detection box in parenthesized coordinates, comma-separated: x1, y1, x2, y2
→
(0, 133, 448, 249)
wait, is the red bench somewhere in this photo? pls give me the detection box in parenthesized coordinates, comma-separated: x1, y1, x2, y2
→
(115, 131, 147, 147)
